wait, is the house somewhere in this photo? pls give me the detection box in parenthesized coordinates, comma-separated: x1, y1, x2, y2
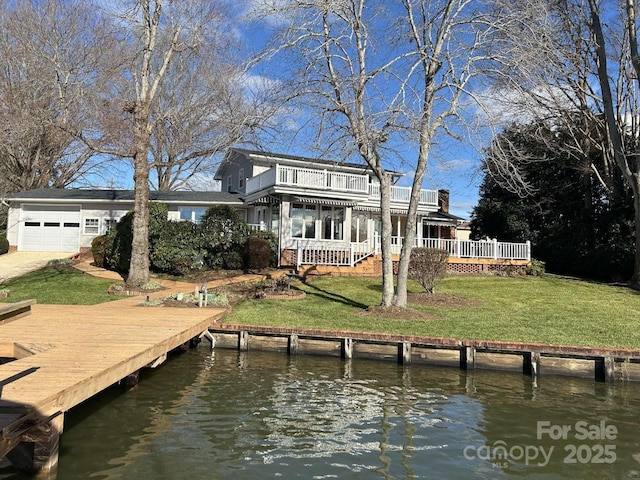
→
(215, 148, 463, 271)
(4, 148, 530, 274)
(215, 148, 530, 274)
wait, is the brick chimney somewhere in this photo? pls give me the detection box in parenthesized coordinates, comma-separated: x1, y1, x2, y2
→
(438, 189, 450, 213)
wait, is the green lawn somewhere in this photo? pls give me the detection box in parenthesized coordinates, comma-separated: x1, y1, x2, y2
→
(2, 266, 638, 350)
(222, 275, 640, 350)
(0, 265, 120, 305)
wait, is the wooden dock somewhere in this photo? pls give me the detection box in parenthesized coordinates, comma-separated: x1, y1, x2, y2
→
(0, 296, 224, 475)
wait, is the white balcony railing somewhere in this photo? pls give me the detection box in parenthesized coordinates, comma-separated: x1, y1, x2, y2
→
(245, 165, 369, 195)
(244, 164, 438, 207)
(368, 184, 438, 206)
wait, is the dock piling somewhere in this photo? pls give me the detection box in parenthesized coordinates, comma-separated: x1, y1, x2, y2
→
(7, 414, 64, 476)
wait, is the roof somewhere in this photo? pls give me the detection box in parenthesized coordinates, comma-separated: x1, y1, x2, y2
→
(6, 188, 244, 205)
(215, 147, 403, 179)
(423, 211, 466, 223)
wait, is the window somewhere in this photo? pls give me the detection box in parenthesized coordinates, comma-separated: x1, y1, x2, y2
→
(291, 204, 317, 239)
(103, 218, 119, 234)
(291, 204, 344, 240)
(351, 212, 369, 243)
(179, 207, 207, 224)
(226, 175, 233, 192)
(84, 218, 100, 235)
(321, 206, 344, 240)
(238, 168, 245, 190)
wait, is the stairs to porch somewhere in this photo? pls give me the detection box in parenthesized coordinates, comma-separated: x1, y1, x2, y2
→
(298, 254, 381, 277)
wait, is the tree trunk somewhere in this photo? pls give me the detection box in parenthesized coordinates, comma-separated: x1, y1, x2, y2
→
(394, 192, 419, 308)
(380, 173, 395, 306)
(631, 178, 640, 289)
(126, 104, 151, 288)
(588, 0, 640, 287)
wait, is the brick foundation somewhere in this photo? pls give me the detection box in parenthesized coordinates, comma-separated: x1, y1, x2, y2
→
(280, 249, 297, 267)
(297, 253, 530, 278)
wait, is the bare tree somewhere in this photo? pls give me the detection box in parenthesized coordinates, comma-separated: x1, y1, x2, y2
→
(261, 0, 484, 307)
(483, 0, 640, 288)
(74, 1, 280, 288)
(148, 29, 282, 191)
(0, 0, 111, 196)
(79, 0, 236, 288)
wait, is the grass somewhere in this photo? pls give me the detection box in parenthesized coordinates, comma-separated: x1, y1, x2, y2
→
(0, 265, 121, 305)
(222, 275, 640, 350)
(2, 264, 639, 349)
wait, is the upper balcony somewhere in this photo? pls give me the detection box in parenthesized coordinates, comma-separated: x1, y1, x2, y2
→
(245, 164, 438, 207)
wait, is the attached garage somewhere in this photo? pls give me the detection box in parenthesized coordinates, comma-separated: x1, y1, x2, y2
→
(19, 205, 81, 252)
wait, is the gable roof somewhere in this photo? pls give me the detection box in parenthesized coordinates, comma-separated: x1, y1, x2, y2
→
(6, 188, 244, 205)
(215, 147, 403, 179)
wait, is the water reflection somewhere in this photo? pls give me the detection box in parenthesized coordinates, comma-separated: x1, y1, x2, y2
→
(2, 348, 640, 479)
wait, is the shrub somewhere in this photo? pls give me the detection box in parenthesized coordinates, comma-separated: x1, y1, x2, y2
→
(248, 230, 278, 267)
(199, 205, 249, 269)
(104, 211, 134, 273)
(103, 203, 170, 274)
(526, 259, 546, 276)
(224, 251, 245, 270)
(91, 235, 109, 267)
(150, 220, 206, 275)
(408, 248, 449, 294)
(148, 202, 169, 252)
(246, 236, 271, 270)
(0, 232, 9, 255)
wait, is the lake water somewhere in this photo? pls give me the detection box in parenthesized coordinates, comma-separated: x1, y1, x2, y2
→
(3, 347, 640, 479)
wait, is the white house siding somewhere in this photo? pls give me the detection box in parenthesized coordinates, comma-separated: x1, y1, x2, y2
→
(78, 205, 131, 249)
(6, 206, 19, 248)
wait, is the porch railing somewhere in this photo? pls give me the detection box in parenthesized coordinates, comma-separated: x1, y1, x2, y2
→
(403, 237, 531, 261)
(296, 238, 376, 268)
(295, 236, 531, 267)
(248, 223, 268, 232)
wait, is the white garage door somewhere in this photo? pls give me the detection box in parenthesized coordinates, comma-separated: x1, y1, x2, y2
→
(19, 205, 81, 252)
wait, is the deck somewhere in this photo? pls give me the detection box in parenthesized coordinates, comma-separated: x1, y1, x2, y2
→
(0, 296, 225, 474)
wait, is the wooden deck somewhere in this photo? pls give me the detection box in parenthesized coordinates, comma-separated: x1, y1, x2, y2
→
(0, 296, 224, 474)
